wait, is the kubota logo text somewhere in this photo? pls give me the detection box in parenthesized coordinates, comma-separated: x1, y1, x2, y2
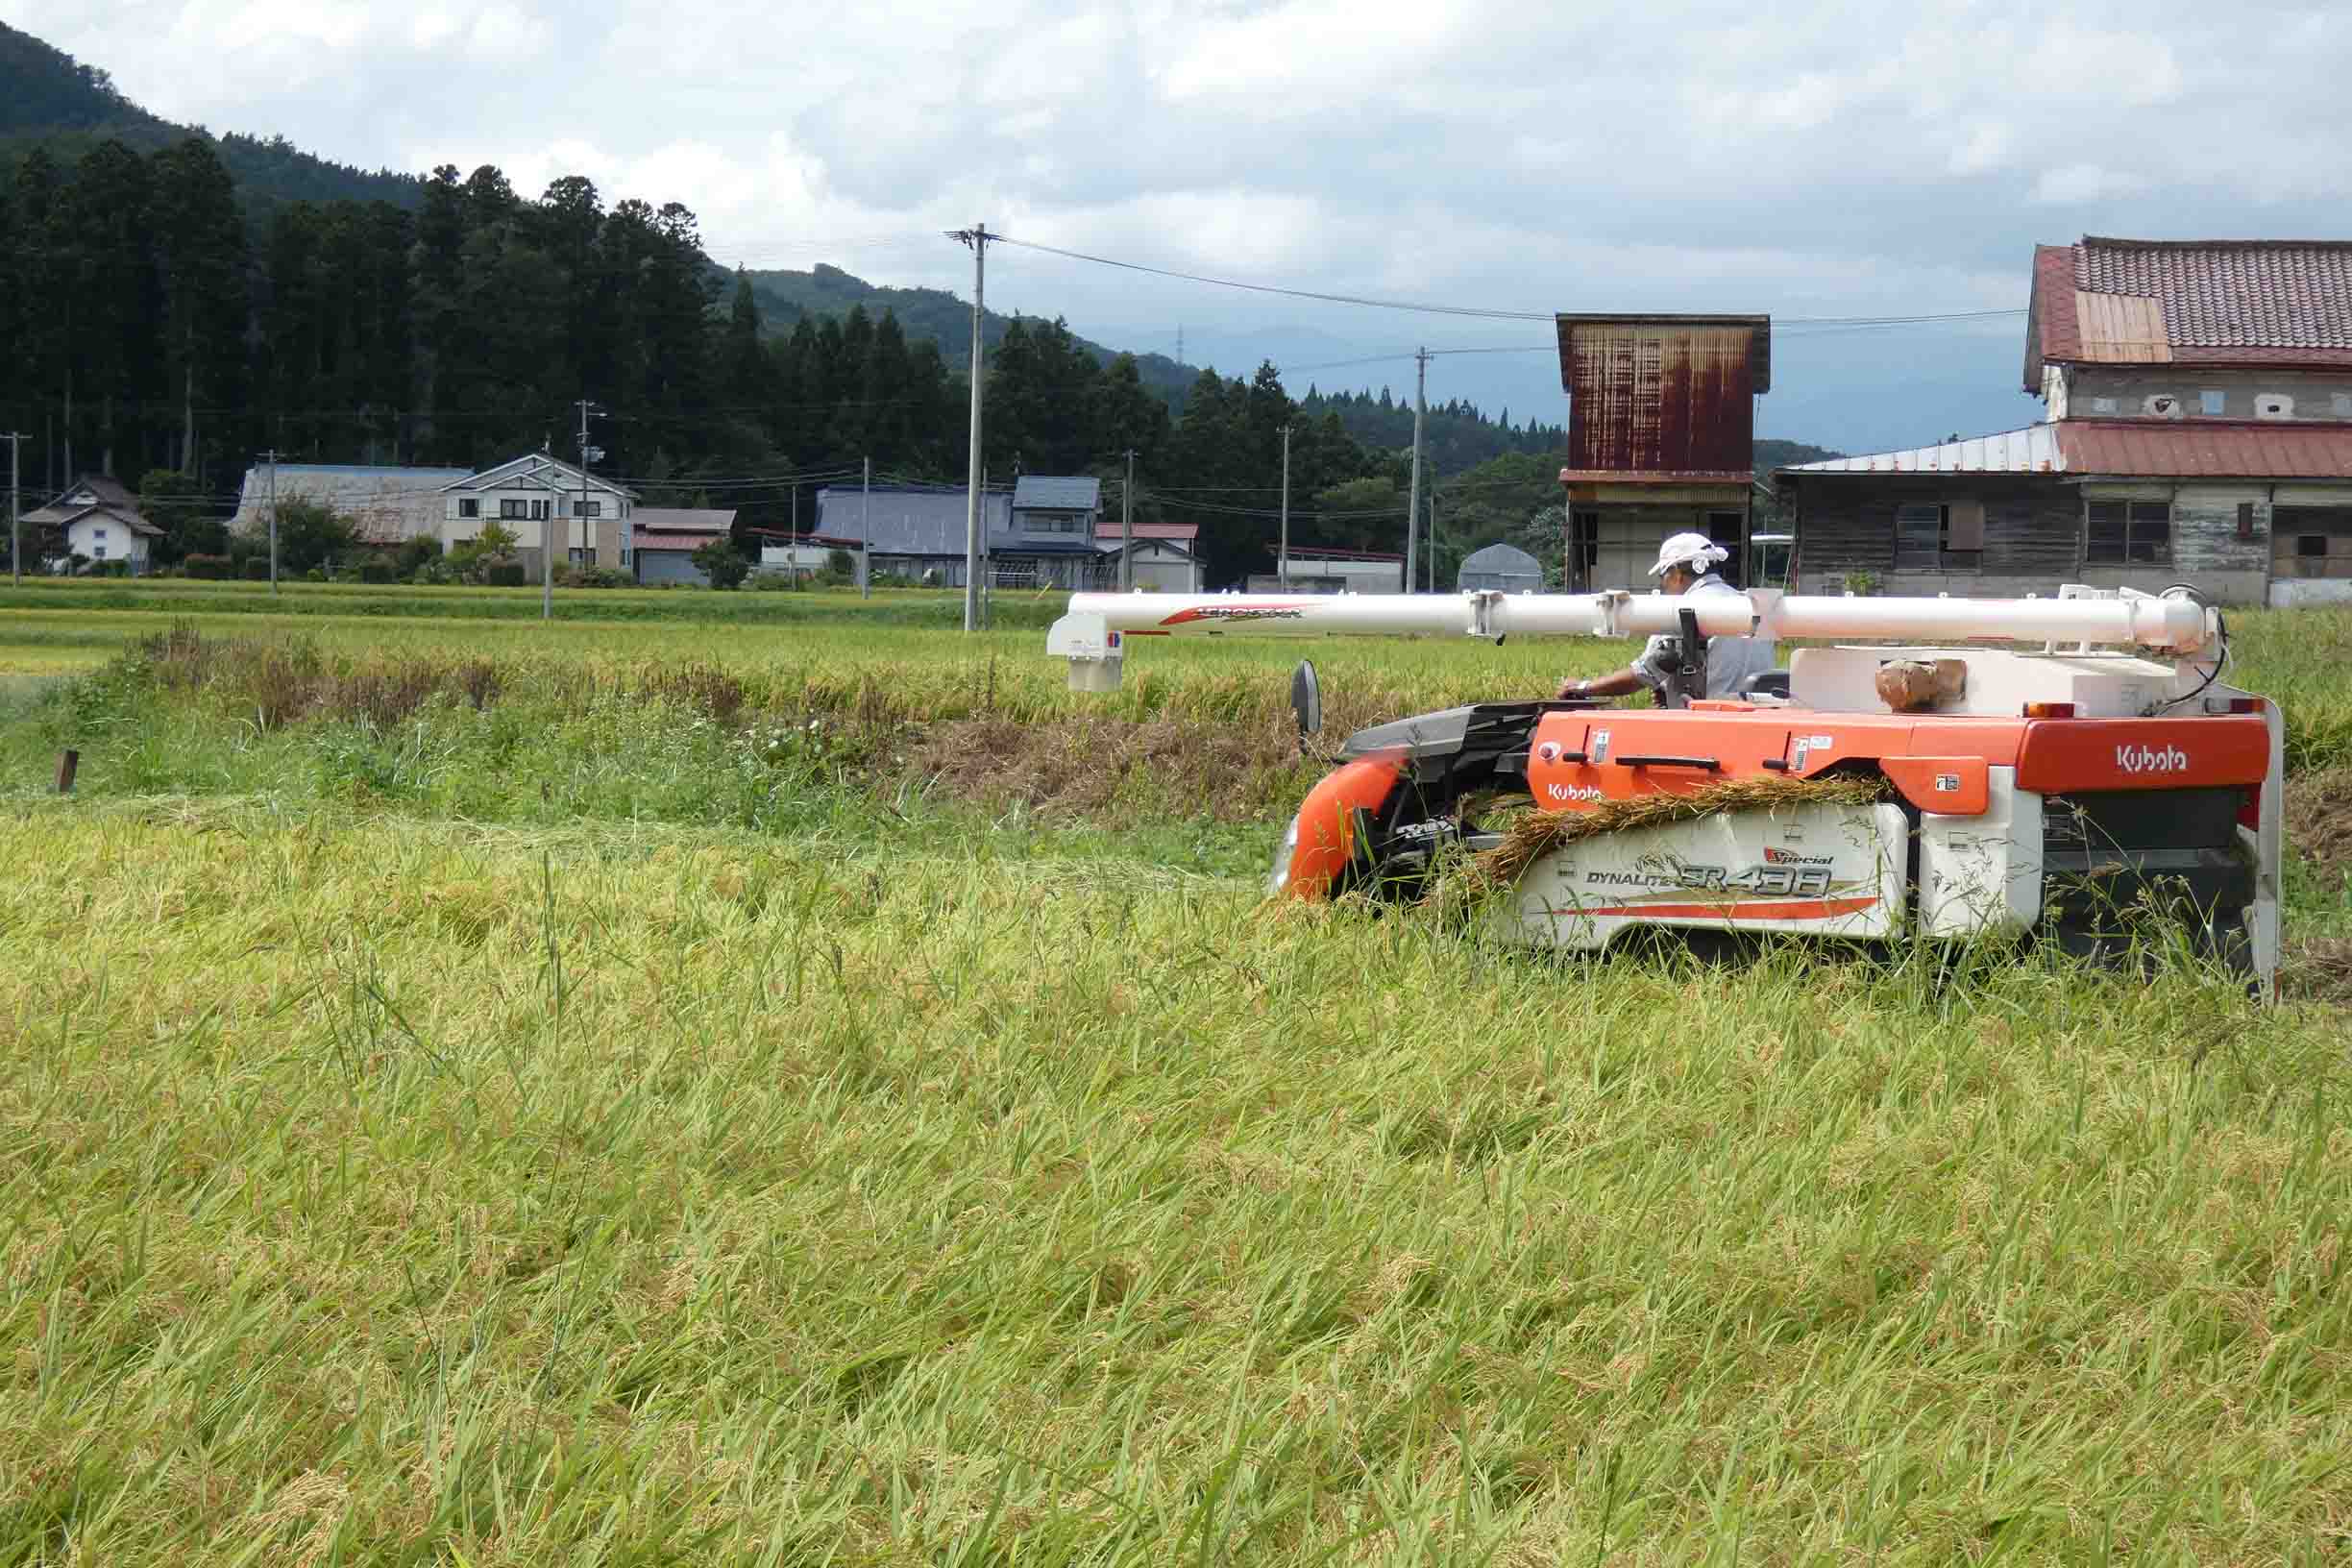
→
(2115, 743, 2190, 774)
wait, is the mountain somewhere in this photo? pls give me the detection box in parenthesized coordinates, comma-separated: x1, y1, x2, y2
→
(741, 263, 1200, 405)
(743, 266, 1570, 472)
(0, 20, 419, 222)
(1753, 438, 1844, 470)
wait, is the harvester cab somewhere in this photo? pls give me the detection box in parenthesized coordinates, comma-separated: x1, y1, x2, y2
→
(1046, 584, 2282, 990)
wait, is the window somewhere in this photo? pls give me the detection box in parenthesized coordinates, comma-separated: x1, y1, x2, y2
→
(2199, 389, 2227, 416)
(500, 499, 527, 520)
(1705, 511, 1745, 585)
(1894, 502, 1983, 572)
(1568, 510, 1600, 572)
(458, 499, 479, 519)
(2274, 507, 2352, 570)
(569, 548, 590, 566)
(2091, 396, 2119, 414)
(2335, 394, 2352, 418)
(93, 527, 109, 541)
(92, 542, 107, 559)
(2086, 500, 2171, 565)
(580, 500, 601, 520)
(533, 500, 550, 522)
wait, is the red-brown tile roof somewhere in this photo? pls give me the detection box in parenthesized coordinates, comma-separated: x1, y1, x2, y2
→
(2027, 236, 2352, 385)
(2076, 237, 2352, 348)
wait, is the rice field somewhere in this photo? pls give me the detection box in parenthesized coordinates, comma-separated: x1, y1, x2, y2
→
(6, 580, 2352, 1564)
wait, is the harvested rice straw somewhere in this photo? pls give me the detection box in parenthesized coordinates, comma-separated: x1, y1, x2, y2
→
(1422, 772, 1894, 924)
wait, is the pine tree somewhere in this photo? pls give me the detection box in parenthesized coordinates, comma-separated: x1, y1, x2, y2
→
(147, 137, 249, 478)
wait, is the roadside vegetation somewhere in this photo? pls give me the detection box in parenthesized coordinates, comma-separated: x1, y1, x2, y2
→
(5, 586, 2352, 1562)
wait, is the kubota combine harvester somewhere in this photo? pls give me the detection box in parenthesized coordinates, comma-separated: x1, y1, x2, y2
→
(1046, 584, 2283, 988)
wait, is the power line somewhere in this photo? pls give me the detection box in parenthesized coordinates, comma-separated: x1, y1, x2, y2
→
(992, 231, 2031, 334)
(991, 233, 1556, 321)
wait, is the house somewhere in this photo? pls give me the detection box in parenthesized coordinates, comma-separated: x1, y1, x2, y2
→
(1245, 547, 1404, 594)
(1095, 521, 1202, 593)
(22, 475, 162, 574)
(1556, 314, 1772, 590)
(1458, 541, 1544, 593)
(232, 464, 470, 546)
(755, 530, 883, 579)
(997, 475, 1109, 589)
(439, 453, 639, 576)
(1777, 237, 2352, 606)
(812, 484, 1014, 585)
(633, 508, 737, 586)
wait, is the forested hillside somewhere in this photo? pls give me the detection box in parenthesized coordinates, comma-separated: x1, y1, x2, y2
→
(0, 136, 1406, 580)
(0, 21, 418, 222)
(0, 21, 1837, 586)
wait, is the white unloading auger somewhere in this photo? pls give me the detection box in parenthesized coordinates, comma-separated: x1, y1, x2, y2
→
(1044, 585, 2218, 691)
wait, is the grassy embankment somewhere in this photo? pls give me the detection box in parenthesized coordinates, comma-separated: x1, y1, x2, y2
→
(5, 582, 2352, 1561)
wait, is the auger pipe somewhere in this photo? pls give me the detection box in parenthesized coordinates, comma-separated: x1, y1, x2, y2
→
(1057, 588, 2216, 653)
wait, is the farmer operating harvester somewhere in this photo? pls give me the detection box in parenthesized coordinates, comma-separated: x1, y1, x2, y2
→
(1556, 532, 1776, 706)
(1046, 579, 2282, 989)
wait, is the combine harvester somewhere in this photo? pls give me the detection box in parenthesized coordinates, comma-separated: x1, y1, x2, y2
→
(1047, 584, 2282, 988)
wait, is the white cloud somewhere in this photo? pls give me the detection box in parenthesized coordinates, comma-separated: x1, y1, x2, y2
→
(18, 0, 2352, 447)
(2030, 162, 2153, 206)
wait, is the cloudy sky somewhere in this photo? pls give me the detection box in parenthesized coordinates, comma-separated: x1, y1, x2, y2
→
(17, 0, 2352, 450)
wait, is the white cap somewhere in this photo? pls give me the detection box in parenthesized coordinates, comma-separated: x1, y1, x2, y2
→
(1649, 531, 1730, 577)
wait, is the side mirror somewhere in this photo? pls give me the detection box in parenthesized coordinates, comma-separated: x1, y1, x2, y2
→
(1290, 659, 1323, 738)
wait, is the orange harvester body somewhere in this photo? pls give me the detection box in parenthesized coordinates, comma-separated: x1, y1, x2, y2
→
(1051, 584, 2284, 987)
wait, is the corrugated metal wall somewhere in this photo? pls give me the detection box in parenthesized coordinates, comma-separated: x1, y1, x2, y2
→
(1568, 324, 1755, 475)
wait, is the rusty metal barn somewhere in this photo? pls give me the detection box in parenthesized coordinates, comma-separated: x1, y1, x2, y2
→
(1555, 313, 1771, 591)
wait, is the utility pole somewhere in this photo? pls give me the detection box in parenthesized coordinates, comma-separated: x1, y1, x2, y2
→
(1427, 489, 1439, 592)
(2, 433, 24, 587)
(261, 449, 281, 595)
(860, 455, 871, 599)
(559, 400, 600, 620)
(1120, 449, 1136, 592)
(950, 222, 992, 632)
(1278, 425, 1291, 590)
(1406, 347, 1428, 594)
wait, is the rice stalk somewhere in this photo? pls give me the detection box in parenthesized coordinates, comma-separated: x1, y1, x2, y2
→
(1421, 772, 1895, 922)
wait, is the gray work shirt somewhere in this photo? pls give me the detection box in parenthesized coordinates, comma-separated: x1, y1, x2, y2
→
(1629, 574, 1778, 702)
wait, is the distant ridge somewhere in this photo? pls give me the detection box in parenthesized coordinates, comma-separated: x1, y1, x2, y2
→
(0, 20, 419, 221)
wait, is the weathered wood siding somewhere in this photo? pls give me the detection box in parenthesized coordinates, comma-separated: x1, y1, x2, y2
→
(1789, 475, 2271, 603)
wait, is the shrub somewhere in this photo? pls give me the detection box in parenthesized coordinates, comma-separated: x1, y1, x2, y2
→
(242, 558, 271, 581)
(184, 555, 232, 580)
(359, 555, 396, 584)
(748, 571, 796, 592)
(692, 537, 751, 590)
(486, 561, 527, 588)
(826, 549, 856, 577)
(392, 535, 444, 577)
